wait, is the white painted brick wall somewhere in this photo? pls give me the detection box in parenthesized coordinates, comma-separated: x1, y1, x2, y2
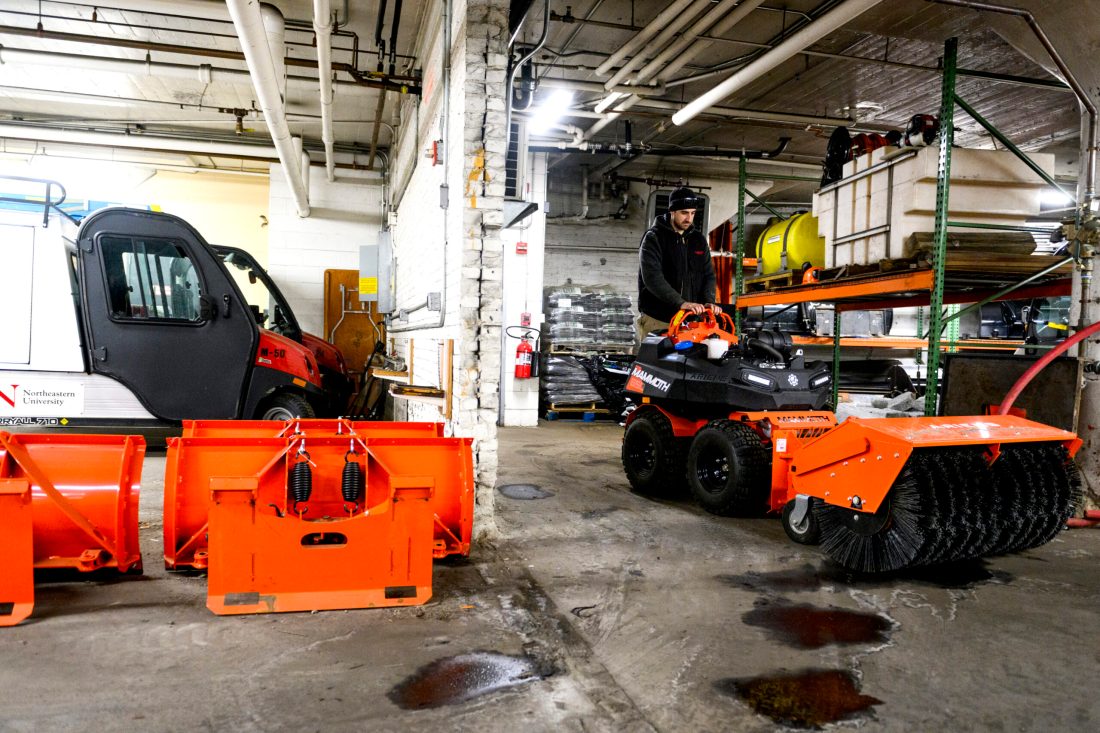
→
(267, 165, 384, 335)
(387, 0, 509, 535)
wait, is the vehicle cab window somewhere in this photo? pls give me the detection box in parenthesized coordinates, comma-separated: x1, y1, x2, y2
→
(100, 236, 203, 321)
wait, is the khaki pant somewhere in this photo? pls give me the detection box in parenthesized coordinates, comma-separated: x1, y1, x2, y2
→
(636, 313, 670, 346)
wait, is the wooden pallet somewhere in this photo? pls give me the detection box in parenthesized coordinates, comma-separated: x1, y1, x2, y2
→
(744, 270, 800, 292)
(544, 403, 613, 422)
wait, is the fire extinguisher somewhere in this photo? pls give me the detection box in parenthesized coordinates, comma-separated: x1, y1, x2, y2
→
(506, 326, 541, 380)
(515, 336, 534, 379)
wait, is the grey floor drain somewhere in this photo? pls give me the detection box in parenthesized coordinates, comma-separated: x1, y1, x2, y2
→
(498, 483, 553, 500)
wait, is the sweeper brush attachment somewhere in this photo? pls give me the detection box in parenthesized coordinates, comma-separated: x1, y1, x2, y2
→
(0, 431, 144, 626)
(792, 416, 1082, 573)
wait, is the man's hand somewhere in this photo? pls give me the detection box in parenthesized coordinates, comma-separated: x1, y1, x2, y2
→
(680, 301, 706, 315)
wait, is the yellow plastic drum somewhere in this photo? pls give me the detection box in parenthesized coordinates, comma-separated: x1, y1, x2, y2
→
(756, 212, 825, 274)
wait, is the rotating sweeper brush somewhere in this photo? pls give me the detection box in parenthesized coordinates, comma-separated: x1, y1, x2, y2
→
(622, 309, 1083, 573)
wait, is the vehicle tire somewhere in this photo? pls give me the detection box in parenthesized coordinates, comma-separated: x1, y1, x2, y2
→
(258, 392, 315, 421)
(622, 409, 686, 497)
(782, 498, 821, 545)
(686, 419, 771, 516)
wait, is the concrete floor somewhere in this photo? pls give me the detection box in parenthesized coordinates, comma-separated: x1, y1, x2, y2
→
(3, 421, 1100, 731)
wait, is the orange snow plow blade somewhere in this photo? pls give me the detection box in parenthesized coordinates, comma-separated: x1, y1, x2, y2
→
(0, 431, 144, 627)
(164, 420, 473, 615)
(166, 418, 468, 570)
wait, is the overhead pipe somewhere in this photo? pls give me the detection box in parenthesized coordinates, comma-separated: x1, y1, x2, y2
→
(0, 121, 287, 160)
(539, 77, 666, 97)
(586, 0, 762, 140)
(313, 0, 337, 181)
(640, 0, 765, 85)
(65, 0, 286, 91)
(603, 0, 711, 90)
(655, 0, 766, 84)
(387, 0, 403, 77)
(594, 0, 695, 77)
(504, 0, 550, 155)
(227, 0, 309, 217)
(927, 0, 1096, 204)
(0, 44, 379, 99)
(374, 0, 389, 69)
(673, 0, 884, 127)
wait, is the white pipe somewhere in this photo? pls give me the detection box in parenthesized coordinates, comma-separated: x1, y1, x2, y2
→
(0, 45, 367, 98)
(0, 121, 284, 159)
(604, 0, 711, 90)
(656, 0, 766, 83)
(593, 0, 696, 77)
(673, 0, 883, 126)
(630, 97, 852, 127)
(312, 0, 336, 181)
(227, 0, 310, 216)
(293, 135, 311, 198)
(539, 78, 665, 97)
(639, 0, 764, 85)
(64, 0, 286, 93)
(261, 3, 287, 102)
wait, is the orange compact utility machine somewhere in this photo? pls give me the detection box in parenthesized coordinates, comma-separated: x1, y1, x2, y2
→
(623, 309, 1082, 573)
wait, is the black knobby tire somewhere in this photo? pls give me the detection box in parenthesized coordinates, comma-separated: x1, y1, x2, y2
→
(782, 499, 821, 545)
(259, 392, 316, 421)
(686, 420, 771, 516)
(622, 409, 686, 497)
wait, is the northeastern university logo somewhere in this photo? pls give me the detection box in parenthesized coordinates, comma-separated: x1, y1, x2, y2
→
(0, 384, 16, 408)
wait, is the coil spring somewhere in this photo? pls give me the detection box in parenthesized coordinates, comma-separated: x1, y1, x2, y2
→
(342, 451, 364, 503)
(289, 454, 313, 504)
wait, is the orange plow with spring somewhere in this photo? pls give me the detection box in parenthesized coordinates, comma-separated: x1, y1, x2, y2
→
(165, 419, 474, 614)
(0, 431, 144, 626)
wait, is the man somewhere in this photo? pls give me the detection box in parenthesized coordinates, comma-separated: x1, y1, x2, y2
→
(636, 186, 719, 341)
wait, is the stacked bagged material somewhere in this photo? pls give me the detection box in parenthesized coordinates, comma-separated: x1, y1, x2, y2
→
(546, 289, 599, 346)
(542, 355, 602, 406)
(595, 293, 636, 346)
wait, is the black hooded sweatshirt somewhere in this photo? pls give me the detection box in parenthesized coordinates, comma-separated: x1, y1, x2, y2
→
(637, 213, 716, 323)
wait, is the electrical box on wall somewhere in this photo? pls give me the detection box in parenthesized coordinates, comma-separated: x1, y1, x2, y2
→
(647, 189, 710, 234)
(367, 230, 394, 313)
(358, 244, 379, 302)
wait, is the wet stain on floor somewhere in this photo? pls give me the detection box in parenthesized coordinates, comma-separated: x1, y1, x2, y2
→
(902, 560, 1013, 589)
(579, 507, 621, 520)
(497, 483, 554, 500)
(716, 669, 882, 728)
(742, 600, 892, 649)
(388, 652, 543, 710)
(717, 564, 830, 593)
(718, 559, 1011, 593)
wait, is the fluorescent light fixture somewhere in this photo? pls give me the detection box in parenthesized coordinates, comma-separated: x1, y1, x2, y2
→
(528, 90, 574, 134)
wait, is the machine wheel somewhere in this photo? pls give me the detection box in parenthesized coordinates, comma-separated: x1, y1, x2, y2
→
(686, 420, 770, 516)
(622, 409, 685, 497)
(259, 393, 316, 421)
(782, 498, 821, 545)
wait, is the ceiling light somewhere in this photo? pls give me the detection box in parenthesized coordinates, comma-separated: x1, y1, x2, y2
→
(528, 90, 574, 134)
